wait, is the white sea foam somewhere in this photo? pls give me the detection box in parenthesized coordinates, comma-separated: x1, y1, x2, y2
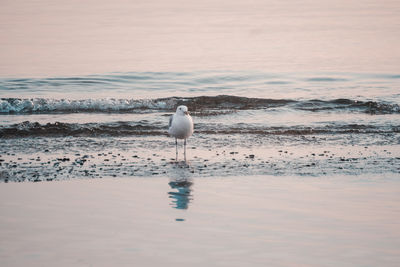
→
(0, 98, 174, 113)
(1, 96, 399, 114)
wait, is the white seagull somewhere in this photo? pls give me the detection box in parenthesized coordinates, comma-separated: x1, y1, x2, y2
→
(168, 105, 194, 162)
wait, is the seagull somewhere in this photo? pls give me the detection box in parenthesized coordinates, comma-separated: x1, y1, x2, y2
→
(168, 105, 194, 162)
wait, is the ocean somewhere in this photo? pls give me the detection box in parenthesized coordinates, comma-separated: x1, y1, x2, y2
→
(1, 1, 400, 266)
(0, 71, 399, 181)
(1, 0, 400, 181)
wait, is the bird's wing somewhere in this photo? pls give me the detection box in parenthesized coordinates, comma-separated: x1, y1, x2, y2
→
(169, 114, 174, 128)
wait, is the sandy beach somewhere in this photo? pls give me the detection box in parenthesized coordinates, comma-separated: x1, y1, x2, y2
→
(1, 174, 399, 267)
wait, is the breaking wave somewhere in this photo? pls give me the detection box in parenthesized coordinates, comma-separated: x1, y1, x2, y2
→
(1, 96, 399, 114)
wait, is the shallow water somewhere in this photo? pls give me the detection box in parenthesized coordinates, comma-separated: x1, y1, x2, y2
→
(1, 71, 399, 181)
(1, 175, 400, 267)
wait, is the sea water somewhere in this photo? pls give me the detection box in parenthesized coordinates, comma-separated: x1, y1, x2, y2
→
(1, 2, 400, 266)
(0, 0, 399, 181)
(0, 71, 399, 181)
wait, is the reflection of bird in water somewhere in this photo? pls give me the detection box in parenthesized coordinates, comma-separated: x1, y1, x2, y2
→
(168, 180, 193, 210)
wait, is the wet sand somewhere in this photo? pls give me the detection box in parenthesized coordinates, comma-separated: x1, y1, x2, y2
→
(1, 174, 399, 267)
(1, 135, 399, 182)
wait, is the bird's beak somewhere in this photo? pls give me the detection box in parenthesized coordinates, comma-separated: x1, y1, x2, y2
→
(184, 111, 189, 115)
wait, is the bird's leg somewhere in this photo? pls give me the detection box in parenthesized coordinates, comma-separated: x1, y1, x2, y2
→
(175, 138, 178, 161)
(184, 139, 187, 162)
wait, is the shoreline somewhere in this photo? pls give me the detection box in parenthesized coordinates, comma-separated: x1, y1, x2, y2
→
(1, 135, 399, 182)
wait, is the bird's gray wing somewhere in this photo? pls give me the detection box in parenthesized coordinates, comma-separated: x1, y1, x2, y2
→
(169, 115, 174, 128)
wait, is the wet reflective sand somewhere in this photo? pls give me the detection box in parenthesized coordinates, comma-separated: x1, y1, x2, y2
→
(1, 175, 399, 266)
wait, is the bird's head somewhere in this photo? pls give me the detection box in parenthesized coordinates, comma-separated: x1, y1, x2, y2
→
(176, 105, 189, 115)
